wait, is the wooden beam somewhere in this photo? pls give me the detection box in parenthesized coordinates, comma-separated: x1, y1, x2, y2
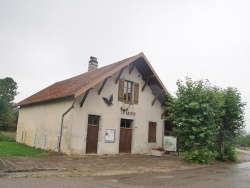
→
(129, 63, 136, 74)
(152, 93, 160, 106)
(141, 75, 156, 92)
(115, 68, 125, 84)
(142, 82, 147, 92)
(98, 77, 111, 95)
(80, 89, 91, 107)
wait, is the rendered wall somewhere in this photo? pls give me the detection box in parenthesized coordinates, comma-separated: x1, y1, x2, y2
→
(69, 66, 164, 155)
(16, 98, 74, 152)
(17, 65, 165, 155)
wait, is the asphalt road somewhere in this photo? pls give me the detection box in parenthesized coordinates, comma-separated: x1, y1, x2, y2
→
(1, 151, 250, 188)
(1, 161, 250, 188)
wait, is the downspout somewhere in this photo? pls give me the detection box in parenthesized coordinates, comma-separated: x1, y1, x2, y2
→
(58, 99, 76, 152)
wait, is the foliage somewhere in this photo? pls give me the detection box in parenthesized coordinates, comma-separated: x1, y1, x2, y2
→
(184, 148, 217, 164)
(0, 131, 15, 142)
(0, 77, 18, 127)
(164, 77, 245, 163)
(236, 130, 250, 147)
(0, 142, 48, 156)
(216, 87, 245, 161)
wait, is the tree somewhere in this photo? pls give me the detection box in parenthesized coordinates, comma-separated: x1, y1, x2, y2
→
(236, 129, 250, 148)
(164, 77, 245, 163)
(0, 77, 18, 128)
(216, 87, 246, 161)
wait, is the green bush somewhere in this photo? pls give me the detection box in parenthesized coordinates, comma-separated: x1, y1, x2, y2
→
(184, 148, 217, 164)
(216, 147, 238, 162)
(0, 131, 15, 142)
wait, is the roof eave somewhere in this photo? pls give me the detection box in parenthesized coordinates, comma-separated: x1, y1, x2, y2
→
(17, 94, 74, 107)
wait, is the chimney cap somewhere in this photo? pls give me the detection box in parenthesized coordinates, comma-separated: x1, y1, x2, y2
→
(90, 56, 97, 61)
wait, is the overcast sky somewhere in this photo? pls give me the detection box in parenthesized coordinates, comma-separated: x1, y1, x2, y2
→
(1, 0, 250, 131)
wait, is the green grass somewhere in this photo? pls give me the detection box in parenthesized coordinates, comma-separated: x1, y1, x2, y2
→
(0, 131, 49, 156)
(0, 131, 16, 142)
(0, 141, 48, 156)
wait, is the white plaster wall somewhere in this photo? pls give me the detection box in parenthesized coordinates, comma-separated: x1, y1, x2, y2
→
(16, 98, 74, 151)
(17, 65, 165, 155)
(71, 66, 164, 155)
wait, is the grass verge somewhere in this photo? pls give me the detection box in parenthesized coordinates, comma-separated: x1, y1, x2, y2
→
(0, 131, 16, 142)
(1, 131, 49, 157)
(0, 141, 48, 156)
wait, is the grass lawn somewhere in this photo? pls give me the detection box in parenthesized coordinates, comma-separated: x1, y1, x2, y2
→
(0, 131, 48, 156)
(0, 141, 48, 156)
(0, 131, 16, 141)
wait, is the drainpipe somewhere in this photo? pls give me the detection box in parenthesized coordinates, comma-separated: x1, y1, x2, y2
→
(58, 99, 76, 152)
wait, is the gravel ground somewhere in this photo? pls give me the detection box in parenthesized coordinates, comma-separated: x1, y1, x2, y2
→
(0, 153, 208, 178)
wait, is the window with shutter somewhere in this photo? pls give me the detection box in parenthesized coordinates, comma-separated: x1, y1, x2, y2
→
(134, 82, 139, 104)
(118, 79, 139, 104)
(148, 122, 157, 143)
(118, 78, 124, 102)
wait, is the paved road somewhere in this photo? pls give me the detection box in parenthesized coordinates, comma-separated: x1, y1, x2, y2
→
(1, 161, 250, 188)
(1, 151, 250, 188)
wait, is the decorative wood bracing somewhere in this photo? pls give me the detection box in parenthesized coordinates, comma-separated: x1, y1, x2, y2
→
(115, 68, 125, 84)
(98, 77, 111, 95)
(151, 90, 164, 106)
(129, 63, 136, 74)
(118, 78, 124, 102)
(148, 122, 157, 143)
(80, 89, 92, 107)
(134, 82, 139, 104)
(142, 75, 155, 92)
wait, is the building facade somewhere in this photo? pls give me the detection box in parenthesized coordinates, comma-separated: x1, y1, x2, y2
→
(16, 53, 168, 155)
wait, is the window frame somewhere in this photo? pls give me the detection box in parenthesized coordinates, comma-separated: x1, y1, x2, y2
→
(120, 118, 133, 128)
(148, 122, 157, 143)
(123, 80, 133, 103)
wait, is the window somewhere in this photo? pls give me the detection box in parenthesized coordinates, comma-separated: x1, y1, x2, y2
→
(124, 80, 133, 102)
(118, 78, 139, 104)
(88, 115, 100, 125)
(120, 119, 133, 128)
(148, 122, 157, 143)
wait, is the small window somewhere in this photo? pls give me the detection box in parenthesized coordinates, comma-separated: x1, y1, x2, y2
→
(148, 122, 157, 143)
(124, 80, 133, 102)
(120, 119, 133, 128)
(118, 79, 139, 104)
(88, 115, 100, 125)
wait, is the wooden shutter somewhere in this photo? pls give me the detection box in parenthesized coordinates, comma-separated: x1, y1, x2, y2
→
(118, 78, 124, 102)
(134, 82, 139, 104)
(148, 122, 157, 143)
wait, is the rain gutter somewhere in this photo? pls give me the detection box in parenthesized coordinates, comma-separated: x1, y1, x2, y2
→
(58, 99, 76, 152)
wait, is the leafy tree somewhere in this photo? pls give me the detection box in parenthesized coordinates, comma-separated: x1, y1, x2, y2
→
(164, 78, 220, 163)
(216, 87, 245, 161)
(0, 77, 18, 128)
(164, 77, 245, 163)
(237, 130, 250, 148)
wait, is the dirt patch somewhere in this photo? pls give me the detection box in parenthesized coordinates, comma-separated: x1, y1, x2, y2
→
(0, 153, 220, 179)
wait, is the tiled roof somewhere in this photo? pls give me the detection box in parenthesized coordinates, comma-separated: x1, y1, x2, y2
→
(17, 53, 144, 106)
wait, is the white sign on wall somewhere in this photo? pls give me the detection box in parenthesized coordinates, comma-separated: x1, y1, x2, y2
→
(105, 129, 115, 143)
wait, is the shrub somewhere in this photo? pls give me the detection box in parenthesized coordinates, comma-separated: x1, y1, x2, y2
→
(0, 131, 15, 142)
(184, 148, 217, 164)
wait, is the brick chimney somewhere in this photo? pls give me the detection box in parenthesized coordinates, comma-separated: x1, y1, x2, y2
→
(88, 56, 98, 71)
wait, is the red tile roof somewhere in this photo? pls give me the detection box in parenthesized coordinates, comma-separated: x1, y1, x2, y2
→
(17, 53, 145, 106)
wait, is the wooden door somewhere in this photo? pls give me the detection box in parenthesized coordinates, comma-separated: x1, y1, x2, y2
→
(119, 128, 132, 153)
(86, 124, 99, 154)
